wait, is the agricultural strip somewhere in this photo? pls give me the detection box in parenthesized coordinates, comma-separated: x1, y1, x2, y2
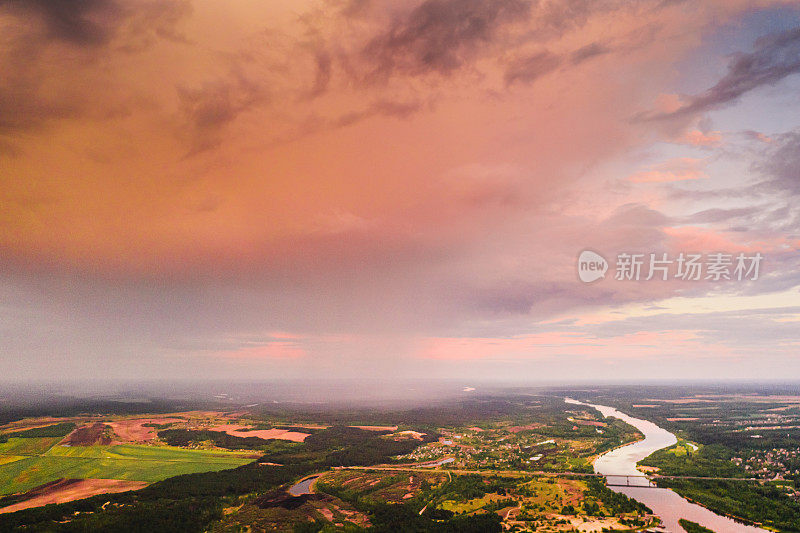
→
(0, 438, 256, 495)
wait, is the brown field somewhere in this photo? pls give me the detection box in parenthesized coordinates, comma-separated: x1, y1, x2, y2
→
(507, 424, 543, 433)
(666, 417, 700, 421)
(107, 417, 183, 443)
(350, 425, 398, 431)
(0, 479, 149, 514)
(573, 419, 607, 427)
(61, 422, 112, 446)
(209, 424, 309, 442)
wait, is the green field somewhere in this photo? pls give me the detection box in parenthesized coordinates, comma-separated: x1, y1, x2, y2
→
(0, 437, 64, 456)
(0, 438, 256, 495)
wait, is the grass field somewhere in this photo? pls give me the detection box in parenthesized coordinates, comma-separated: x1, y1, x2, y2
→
(0, 438, 257, 495)
(0, 438, 64, 456)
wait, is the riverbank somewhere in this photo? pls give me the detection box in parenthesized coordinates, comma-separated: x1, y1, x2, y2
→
(569, 398, 770, 533)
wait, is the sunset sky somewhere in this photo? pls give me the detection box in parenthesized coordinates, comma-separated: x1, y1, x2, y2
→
(2, 0, 800, 383)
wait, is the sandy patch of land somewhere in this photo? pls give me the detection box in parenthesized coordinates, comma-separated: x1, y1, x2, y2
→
(0, 479, 149, 514)
(637, 465, 660, 473)
(107, 417, 183, 443)
(666, 417, 699, 421)
(209, 424, 309, 442)
(569, 517, 629, 532)
(632, 404, 658, 408)
(395, 430, 426, 440)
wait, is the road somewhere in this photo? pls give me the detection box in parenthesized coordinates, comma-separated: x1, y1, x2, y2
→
(336, 465, 764, 483)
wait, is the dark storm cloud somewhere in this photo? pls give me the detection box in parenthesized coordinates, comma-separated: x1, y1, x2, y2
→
(504, 51, 561, 86)
(647, 26, 800, 120)
(0, 0, 121, 46)
(0, 0, 192, 142)
(362, 0, 531, 78)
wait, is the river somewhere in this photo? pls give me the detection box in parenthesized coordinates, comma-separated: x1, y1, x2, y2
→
(565, 398, 770, 533)
(288, 474, 322, 496)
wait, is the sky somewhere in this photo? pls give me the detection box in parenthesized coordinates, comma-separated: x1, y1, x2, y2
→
(2, 0, 800, 384)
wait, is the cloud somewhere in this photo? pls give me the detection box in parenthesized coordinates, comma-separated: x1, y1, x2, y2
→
(680, 129, 722, 147)
(683, 207, 760, 224)
(504, 51, 561, 86)
(648, 26, 800, 119)
(2, 0, 799, 381)
(0, 0, 192, 139)
(0, 0, 121, 46)
(570, 41, 609, 64)
(178, 73, 266, 153)
(755, 129, 800, 195)
(627, 157, 707, 183)
(308, 51, 332, 97)
(362, 0, 531, 78)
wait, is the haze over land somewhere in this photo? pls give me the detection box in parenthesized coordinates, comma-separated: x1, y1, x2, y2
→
(2, 0, 800, 382)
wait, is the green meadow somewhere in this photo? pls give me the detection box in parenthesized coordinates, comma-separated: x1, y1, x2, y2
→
(0, 438, 256, 495)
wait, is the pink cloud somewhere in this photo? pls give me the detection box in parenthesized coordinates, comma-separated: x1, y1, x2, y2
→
(664, 227, 793, 254)
(628, 158, 707, 183)
(681, 129, 723, 147)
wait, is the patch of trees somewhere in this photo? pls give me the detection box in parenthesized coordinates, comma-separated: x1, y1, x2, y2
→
(659, 479, 800, 532)
(0, 462, 304, 531)
(300, 501, 502, 533)
(0, 398, 214, 427)
(584, 478, 651, 515)
(0, 422, 439, 531)
(0, 422, 76, 442)
(3, 496, 224, 533)
(640, 444, 745, 478)
(260, 425, 434, 468)
(427, 474, 517, 502)
(157, 429, 273, 450)
(252, 394, 573, 429)
(678, 519, 717, 533)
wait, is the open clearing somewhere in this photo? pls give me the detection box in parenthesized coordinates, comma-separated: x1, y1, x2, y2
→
(0, 478, 149, 514)
(0, 438, 256, 495)
(106, 417, 184, 443)
(209, 424, 310, 442)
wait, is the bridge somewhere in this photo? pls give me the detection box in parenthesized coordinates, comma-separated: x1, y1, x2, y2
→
(338, 465, 764, 488)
